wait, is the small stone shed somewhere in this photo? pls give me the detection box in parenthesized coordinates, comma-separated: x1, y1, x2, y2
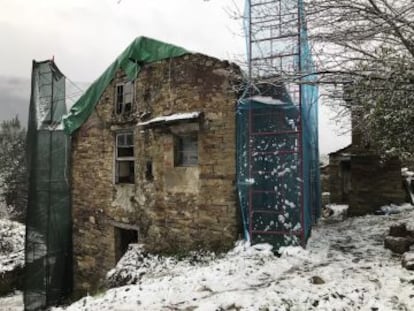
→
(328, 107, 406, 215)
(64, 37, 243, 294)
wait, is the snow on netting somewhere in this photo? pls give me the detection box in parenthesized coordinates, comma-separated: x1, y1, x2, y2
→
(24, 60, 72, 310)
(238, 0, 320, 250)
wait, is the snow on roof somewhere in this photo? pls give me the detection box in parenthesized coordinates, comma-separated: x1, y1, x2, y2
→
(328, 143, 353, 156)
(137, 112, 201, 127)
(248, 95, 285, 105)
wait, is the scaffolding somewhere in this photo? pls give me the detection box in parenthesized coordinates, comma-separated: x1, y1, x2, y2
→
(237, 0, 320, 249)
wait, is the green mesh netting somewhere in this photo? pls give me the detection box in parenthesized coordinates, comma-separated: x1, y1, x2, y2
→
(25, 60, 72, 310)
(238, 0, 321, 250)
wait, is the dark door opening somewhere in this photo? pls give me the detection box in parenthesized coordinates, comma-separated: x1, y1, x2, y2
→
(340, 160, 351, 202)
(114, 227, 138, 262)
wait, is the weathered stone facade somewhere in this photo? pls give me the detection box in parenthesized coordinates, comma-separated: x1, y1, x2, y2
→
(71, 53, 242, 295)
(348, 154, 405, 216)
(329, 148, 406, 216)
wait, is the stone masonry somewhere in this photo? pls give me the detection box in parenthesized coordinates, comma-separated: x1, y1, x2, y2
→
(348, 154, 405, 216)
(71, 53, 243, 296)
(328, 145, 352, 204)
(328, 96, 406, 216)
(329, 146, 406, 216)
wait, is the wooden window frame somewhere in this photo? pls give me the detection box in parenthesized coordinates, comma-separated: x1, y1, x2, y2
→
(115, 81, 134, 116)
(115, 131, 135, 184)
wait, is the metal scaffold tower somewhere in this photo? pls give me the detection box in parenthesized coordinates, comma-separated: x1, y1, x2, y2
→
(237, 0, 320, 250)
(247, 0, 301, 100)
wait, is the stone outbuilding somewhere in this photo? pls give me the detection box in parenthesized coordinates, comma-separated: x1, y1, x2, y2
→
(329, 145, 406, 217)
(328, 101, 406, 216)
(64, 37, 243, 295)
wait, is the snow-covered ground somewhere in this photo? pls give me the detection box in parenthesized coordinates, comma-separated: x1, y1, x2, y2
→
(0, 218, 25, 273)
(53, 204, 414, 311)
(0, 291, 23, 311)
(0, 218, 25, 311)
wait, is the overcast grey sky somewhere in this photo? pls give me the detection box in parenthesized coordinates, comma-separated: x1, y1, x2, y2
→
(0, 0, 350, 154)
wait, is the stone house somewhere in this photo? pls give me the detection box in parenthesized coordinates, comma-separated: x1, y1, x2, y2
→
(328, 103, 406, 216)
(65, 37, 243, 295)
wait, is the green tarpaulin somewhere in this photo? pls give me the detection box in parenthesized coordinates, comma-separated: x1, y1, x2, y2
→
(63, 36, 189, 135)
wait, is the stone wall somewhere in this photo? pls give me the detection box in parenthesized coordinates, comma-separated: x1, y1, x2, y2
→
(328, 146, 352, 204)
(329, 146, 405, 215)
(346, 103, 406, 215)
(320, 164, 330, 207)
(328, 155, 342, 204)
(349, 154, 406, 216)
(320, 165, 329, 194)
(71, 53, 242, 296)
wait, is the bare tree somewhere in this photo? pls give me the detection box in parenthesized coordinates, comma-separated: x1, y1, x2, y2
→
(303, 0, 413, 80)
(303, 0, 414, 157)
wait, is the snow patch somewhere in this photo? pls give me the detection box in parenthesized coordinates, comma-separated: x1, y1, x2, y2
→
(323, 204, 348, 221)
(137, 112, 201, 126)
(0, 291, 23, 310)
(249, 96, 285, 105)
(0, 219, 25, 273)
(378, 203, 414, 215)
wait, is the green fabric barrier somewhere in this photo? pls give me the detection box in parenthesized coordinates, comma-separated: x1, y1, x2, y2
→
(63, 36, 189, 135)
(25, 60, 72, 310)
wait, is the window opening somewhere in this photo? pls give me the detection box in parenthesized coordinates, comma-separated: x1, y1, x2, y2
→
(114, 227, 138, 262)
(145, 160, 153, 181)
(115, 81, 133, 115)
(115, 132, 135, 183)
(175, 134, 198, 167)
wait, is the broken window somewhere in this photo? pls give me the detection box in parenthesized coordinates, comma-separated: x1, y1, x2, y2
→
(115, 131, 135, 184)
(114, 226, 138, 262)
(174, 134, 198, 167)
(115, 81, 133, 115)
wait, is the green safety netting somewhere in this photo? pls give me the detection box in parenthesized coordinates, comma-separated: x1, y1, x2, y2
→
(62, 36, 189, 135)
(238, 0, 321, 250)
(25, 60, 72, 310)
(237, 91, 304, 248)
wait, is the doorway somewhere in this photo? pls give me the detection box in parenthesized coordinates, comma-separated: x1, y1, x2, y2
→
(114, 227, 138, 262)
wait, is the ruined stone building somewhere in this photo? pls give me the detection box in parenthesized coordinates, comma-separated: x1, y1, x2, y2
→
(63, 37, 243, 295)
(25, 36, 321, 306)
(328, 105, 406, 216)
